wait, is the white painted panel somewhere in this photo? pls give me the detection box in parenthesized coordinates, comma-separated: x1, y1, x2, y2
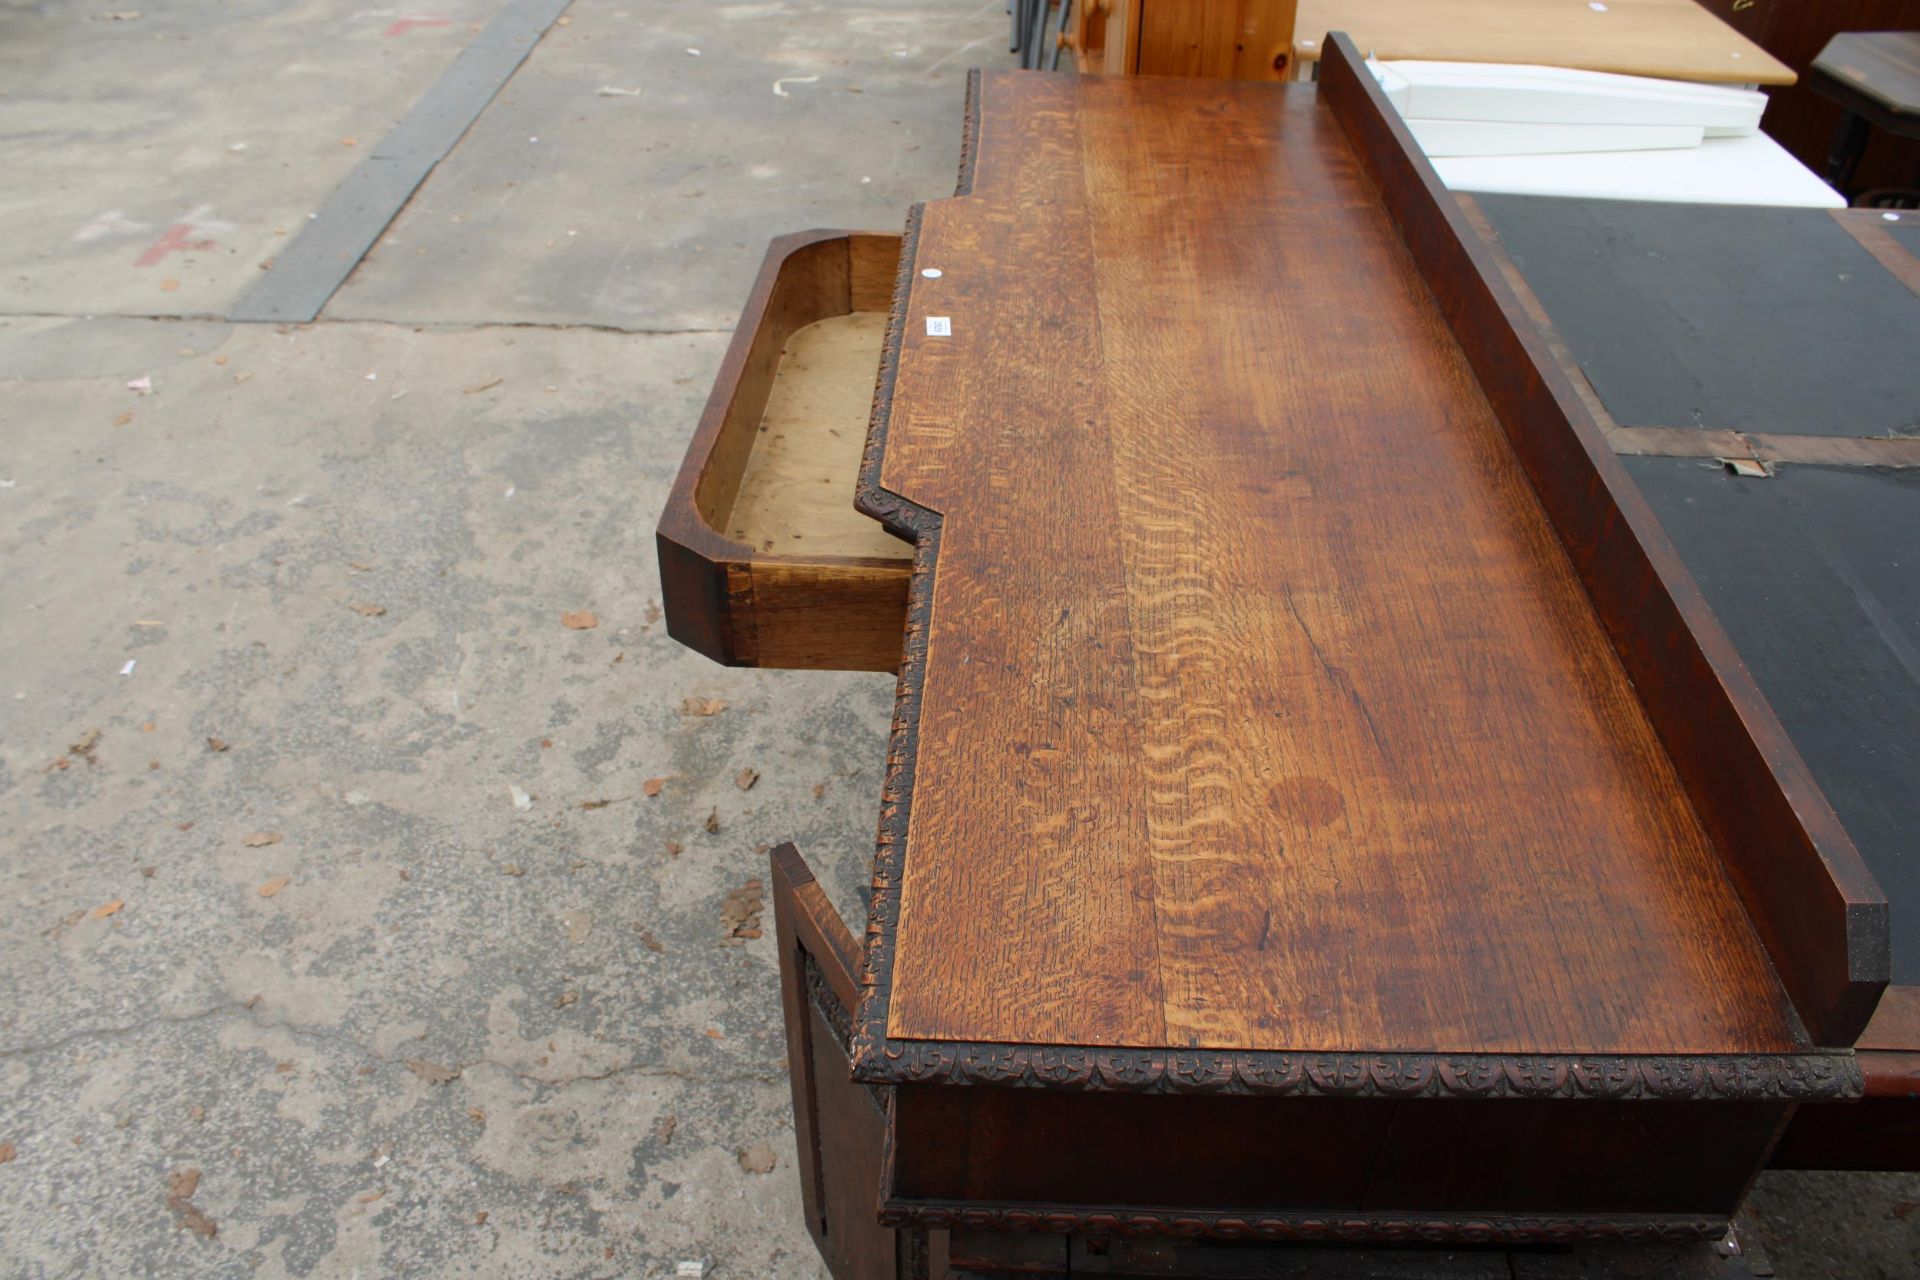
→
(1432, 132, 1847, 209)
(1369, 60, 1411, 112)
(1407, 118, 1705, 157)
(1381, 60, 1764, 134)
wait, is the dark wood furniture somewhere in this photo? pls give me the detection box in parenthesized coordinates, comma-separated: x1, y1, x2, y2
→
(661, 36, 1917, 1280)
(1811, 31, 1920, 191)
(1697, 1, 1920, 200)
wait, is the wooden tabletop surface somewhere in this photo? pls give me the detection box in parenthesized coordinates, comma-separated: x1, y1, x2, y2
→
(1292, 0, 1794, 86)
(859, 69, 1808, 1060)
(1814, 31, 1920, 119)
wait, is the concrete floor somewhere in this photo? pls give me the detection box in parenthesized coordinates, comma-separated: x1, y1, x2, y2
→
(0, 2, 1913, 1278)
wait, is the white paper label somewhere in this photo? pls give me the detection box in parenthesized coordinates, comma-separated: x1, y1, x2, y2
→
(926, 316, 951, 337)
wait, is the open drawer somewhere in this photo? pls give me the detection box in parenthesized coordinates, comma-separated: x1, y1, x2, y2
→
(657, 230, 912, 671)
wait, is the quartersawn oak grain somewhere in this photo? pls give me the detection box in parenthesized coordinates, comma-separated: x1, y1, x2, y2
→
(864, 68, 1818, 1058)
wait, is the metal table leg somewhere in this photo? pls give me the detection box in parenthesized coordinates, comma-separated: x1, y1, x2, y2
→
(1827, 110, 1872, 193)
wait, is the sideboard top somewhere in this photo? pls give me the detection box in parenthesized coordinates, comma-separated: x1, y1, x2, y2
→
(856, 66, 1820, 1062)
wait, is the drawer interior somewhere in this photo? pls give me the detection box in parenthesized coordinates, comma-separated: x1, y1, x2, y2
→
(724, 311, 904, 561)
(658, 230, 912, 671)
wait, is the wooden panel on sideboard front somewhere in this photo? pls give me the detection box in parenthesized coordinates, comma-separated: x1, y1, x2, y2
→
(888, 1084, 1787, 1221)
(771, 844, 936, 1280)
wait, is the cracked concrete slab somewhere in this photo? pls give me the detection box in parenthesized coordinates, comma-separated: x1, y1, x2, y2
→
(0, 314, 891, 1276)
(325, 0, 1008, 329)
(0, 0, 512, 318)
(2, 2, 1917, 1278)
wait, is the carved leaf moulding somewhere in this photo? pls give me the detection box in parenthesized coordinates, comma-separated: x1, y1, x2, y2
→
(846, 1037, 1862, 1100)
(847, 100, 1863, 1112)
(802, 951, 854, 1051)
(874, 1202, 1729, 1247)
(954, 67, 981, 199)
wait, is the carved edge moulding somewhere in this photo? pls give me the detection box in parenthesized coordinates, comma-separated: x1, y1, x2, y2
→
(797, 907, 1780, 1246)
(854, 1041, 1862, 1101)
(849, 39, 1888, 1097)
(873, 1203, 1729, 1248)
(815, 941, 1860, 1103)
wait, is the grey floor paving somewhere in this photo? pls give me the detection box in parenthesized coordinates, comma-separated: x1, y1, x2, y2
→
(0, 312, 896, 1278)
(326, 0, 1007, 329)
(0, 0, 512, 318)
(0, 2, 1916, 1278)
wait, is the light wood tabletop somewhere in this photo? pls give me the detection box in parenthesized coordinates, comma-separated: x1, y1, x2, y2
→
(1293, 0, 1794, 85)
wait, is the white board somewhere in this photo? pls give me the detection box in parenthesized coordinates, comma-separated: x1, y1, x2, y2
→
(1431, 131, 1847, 209)
(1382, 60, 1764, 135)
(1407, 118, 1705, 157)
